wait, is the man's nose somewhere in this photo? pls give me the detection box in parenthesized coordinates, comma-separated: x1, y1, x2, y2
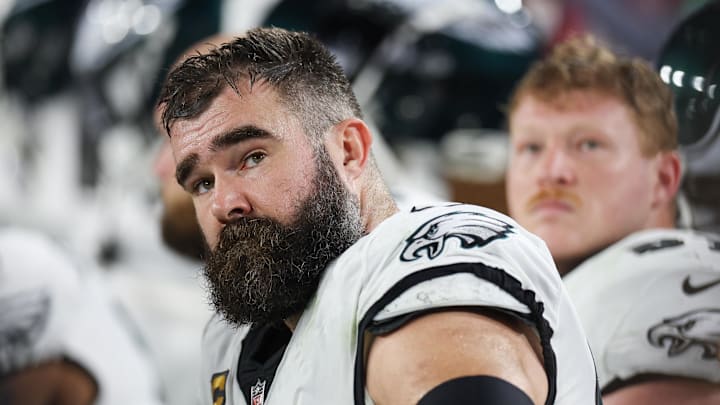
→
(210, 177, 251, 224)
(538, 146, 576, 187)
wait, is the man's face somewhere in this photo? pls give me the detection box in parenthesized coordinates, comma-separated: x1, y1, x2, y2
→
(506, 91, 661, 273)
(168, 82, 363, 326)
(203, 146, 362, 326)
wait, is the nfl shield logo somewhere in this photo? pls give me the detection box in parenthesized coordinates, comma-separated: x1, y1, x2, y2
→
(251, 379, 266, 405)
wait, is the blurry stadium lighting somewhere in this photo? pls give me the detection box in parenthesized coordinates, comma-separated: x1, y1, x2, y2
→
(102, 16, 129, 44)
(672, 70, 685, 87)
(94, 0, 146, 44)
(88, 0, 116, 23)
(692, 75, 705, 92)
(132, 4, 161, 35)
(495, 0, 523, 14)
(659, 65, 672, 84)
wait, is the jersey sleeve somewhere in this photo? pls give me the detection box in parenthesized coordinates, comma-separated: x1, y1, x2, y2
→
(358, 204, 561, 331)
(352, 203, 597, 405)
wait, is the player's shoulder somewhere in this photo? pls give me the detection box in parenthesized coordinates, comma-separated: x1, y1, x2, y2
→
(565, 227, 720, 321)
(0, 227, 75, 269)
(202, 313, 249, 345)
(337, 202, 561, 319)
(577, 228, 720, 276)
(567, 228, 720, 388)
(365, 202, 539, 253)
(338, 202, 545, 285)
(615, 228, 719, 253)
(0, 227, 81, 294)
(397, 201, 517, 222)
(201, 313, 252, 365)
(355, 201, 555, 274)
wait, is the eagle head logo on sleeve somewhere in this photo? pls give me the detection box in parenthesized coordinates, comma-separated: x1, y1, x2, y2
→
(647, 308, 720, 360)
(400, 210, 514, 262)
(0, 290, 50, 374)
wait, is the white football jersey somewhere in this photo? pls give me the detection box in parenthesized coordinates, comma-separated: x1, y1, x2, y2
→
(200, 203, 599, 404)
(564, 228, 720, 390)
(0, 227, 164, 405)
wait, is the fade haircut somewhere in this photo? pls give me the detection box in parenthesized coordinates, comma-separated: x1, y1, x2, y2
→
(158, 27, 362, 148)
(507, 35, 677, 156)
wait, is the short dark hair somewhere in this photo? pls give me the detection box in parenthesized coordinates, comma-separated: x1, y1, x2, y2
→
(158, 27, 362, 145)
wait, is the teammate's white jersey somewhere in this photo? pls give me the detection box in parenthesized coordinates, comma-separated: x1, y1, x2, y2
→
(0, 227, 164, 405)
(200, 203, 599, 404)
(564, 228, 720, 390)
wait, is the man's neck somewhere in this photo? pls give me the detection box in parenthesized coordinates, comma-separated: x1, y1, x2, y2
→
(360, 181, 399, 234)
(559, 214, 679, 277)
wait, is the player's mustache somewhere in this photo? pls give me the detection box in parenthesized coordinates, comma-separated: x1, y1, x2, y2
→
(213, 217, 285, 252)
(526, 188, 582, 210)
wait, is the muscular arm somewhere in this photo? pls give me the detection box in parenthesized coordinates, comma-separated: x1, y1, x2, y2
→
(603, 378, 720, 405)
(366, 310, 548, 405)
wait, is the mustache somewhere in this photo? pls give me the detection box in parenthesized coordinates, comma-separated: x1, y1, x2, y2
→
(526, 188, 582, 210)
(220, 217, 281, 240)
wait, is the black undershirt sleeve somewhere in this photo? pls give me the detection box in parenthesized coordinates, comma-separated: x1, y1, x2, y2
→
(417, 375, 534, 405)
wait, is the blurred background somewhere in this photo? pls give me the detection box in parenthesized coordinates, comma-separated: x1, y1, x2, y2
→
(0, 0, 718, 404)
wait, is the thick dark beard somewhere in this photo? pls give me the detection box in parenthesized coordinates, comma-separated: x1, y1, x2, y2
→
(203, 147, 363, 327)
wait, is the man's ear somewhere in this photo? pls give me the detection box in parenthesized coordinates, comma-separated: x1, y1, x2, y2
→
(653, 151, 682, 206)
(336, 118, 373, 181)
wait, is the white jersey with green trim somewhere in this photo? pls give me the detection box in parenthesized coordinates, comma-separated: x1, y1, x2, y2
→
(564, 228, 720, 390)
(200, 203, 599, 404)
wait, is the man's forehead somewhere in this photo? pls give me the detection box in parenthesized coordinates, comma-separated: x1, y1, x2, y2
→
(524, 89, 623, 111)
(510, 92, 633, 137)
(166, 85, 238, 135)
(168, 113, 224, 154)
(167, 83, 312, 177)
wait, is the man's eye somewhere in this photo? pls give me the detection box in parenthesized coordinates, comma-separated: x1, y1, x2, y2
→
(244, 152, 266, 168)
(579, 139, 600, 151)
(518, 143, 542, 154)
(192, 179, 214, 195)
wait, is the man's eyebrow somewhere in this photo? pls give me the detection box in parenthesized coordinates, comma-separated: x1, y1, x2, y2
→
(176, 154, 199, 188)
(174, 126, 275, 187)
(210, 125, 274, 152)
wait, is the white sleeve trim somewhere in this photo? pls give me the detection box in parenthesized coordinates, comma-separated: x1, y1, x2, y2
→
(373, 272, 531, 322)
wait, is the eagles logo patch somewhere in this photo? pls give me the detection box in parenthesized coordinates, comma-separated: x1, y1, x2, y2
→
(0, 289, 50, 374)
(400, 210, 513, 262)
(647, 308, 720, 360)
(211, 370, 229, 405)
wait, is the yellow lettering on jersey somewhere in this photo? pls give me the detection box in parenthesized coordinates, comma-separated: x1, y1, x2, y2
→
(211, 370, 229, 405)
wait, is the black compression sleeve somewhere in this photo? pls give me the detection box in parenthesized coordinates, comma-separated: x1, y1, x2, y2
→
(417, 375, 534, 405)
